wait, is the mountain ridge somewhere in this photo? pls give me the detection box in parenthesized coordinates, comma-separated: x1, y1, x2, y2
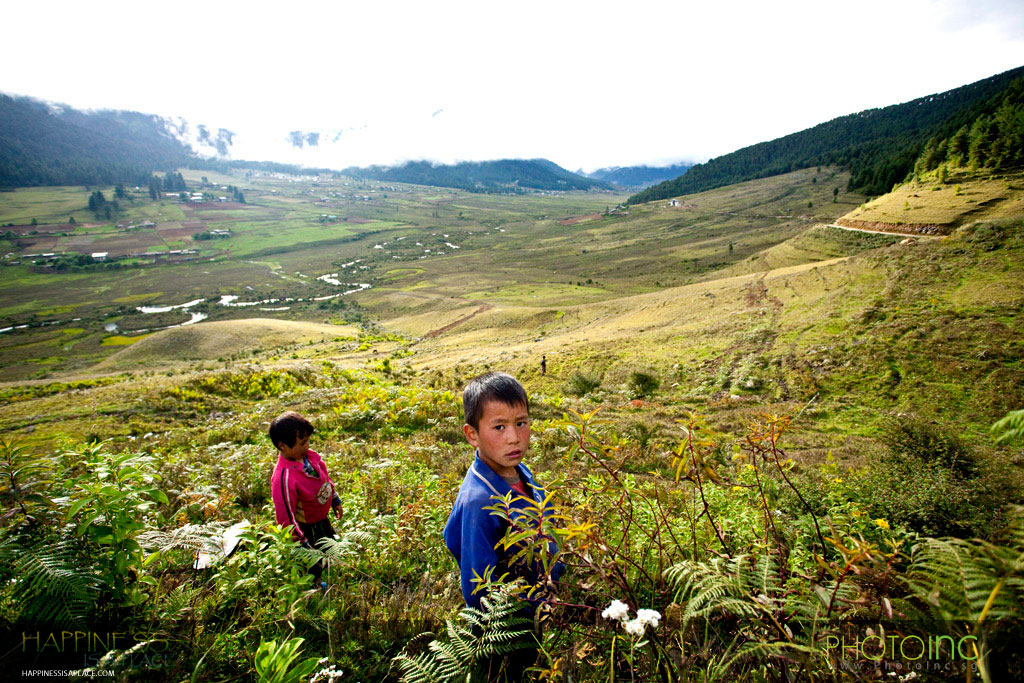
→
(342, 158, 611, 193)
(628, 64, 1024, 205)
(583, 162, 694, 188)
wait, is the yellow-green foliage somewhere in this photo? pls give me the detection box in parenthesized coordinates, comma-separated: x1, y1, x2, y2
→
(190, 368, 301, 399)
(331, 382, 459, 434)
(100, 334, 150, 346)
(841, 169, 1024, 227)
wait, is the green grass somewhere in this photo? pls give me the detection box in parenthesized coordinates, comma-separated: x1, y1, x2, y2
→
(0, 186, 95, 225)
(100, 334, 151, 346)
(1, 165, 1022, 683)
(1, 165, 1022, 446)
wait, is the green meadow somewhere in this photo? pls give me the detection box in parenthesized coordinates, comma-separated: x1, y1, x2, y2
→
(1, 166, 1023, 681)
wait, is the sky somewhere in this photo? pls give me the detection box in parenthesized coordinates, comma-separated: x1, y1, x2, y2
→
(4, 0, 1024, 172)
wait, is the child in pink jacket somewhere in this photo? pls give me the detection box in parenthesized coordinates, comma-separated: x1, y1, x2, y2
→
(269, 411, 342, 586)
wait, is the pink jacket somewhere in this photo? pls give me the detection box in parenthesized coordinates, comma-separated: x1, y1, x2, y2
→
(270, 449, 338, 543)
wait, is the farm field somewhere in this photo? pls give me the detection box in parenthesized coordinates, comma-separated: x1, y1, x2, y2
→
(1, 166, 1023, 681)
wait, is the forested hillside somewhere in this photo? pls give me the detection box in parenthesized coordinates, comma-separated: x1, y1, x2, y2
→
(0, 95, 192, 187)
(629, 64, 1024, 204)
(914, 76, 1024, 176)
(344, 158, 610, 192)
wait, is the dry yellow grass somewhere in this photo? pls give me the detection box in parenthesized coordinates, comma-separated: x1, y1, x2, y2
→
(386, 252, 860, 371)
(840, 170, 1024, 229)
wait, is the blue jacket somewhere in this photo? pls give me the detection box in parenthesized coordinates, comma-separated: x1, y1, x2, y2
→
(443, 453, 563, 609)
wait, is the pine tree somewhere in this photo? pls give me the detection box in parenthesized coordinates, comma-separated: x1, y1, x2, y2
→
(968, 117, 997, 168)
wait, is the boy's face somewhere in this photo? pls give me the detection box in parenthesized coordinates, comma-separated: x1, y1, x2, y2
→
(277, 432, 310, 461)
(464, 400, 530, 478)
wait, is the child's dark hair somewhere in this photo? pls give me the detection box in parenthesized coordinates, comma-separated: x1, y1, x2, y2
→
(463, 372, 529, 429)
(269, 411, 314, 448)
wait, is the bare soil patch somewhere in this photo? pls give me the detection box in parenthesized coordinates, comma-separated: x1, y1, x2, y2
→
(835, 218, 950, 236)
(158, 226, 203, 241)
(8, 223, 72, 235)
(81, 234, 164, 256)
(189, 202, 247, 211)
(558, 213, 603, 226)
(424, 304, 493, 338)
(13, 236, 60, 251)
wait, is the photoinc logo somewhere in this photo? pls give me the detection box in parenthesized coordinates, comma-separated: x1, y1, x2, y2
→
(821, 629, 984, 677)
(823, 633, 979, 663)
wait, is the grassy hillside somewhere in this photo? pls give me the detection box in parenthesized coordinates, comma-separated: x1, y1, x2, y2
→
(383, 219, 1023, 440)
(94, 318, 359, 369)
(1, 214, 1021, 679)
(1, 167, 864, 381)
(2, 162, 1024, 681)
(838, 169, 1024, 234)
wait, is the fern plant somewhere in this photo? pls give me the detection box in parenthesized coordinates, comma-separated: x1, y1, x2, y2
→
(666, 525, 900, 680)
(992, 408, 1024, 444)
(667, 553, 836, 675)
(0, 535, 103, 626)
(904, 505, 1024, 682)
(393, 583, 534, 683)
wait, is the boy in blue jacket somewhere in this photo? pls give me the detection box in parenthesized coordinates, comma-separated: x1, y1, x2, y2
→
(443, 371, 562, 613)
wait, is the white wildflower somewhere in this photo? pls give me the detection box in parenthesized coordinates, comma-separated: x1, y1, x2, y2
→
(636, 609, 661, 628)
(601, 599, 630, 621)
(310, 664, 344, 682)
(623, 618, 646, 637)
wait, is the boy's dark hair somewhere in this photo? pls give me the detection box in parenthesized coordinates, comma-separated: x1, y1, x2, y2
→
(268, 411, 314, 449)
(463, 372, 529, 430)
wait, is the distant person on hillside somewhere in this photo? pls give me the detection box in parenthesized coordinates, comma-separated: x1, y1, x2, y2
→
(540, 355, 547, 376)
(269, 411, 343, 588)
(443, 372, 563, 679)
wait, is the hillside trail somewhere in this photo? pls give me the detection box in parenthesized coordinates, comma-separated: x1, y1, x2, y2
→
(823, 223, 944, 239)
(423, 303, 494, 338)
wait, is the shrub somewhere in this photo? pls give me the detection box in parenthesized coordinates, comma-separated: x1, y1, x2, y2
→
(853, 453, 985, 536)
(880, 414, 977, 477)
(628, 370, 660, 398)
(565, 371, 601, 396)
(65, 444, 168, 605)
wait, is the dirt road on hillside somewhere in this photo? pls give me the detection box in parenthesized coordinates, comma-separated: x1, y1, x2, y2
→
(824, 223, 944, 239)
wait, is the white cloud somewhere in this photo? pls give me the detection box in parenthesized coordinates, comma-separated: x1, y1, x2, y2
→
(3, 0, 1022, 171)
